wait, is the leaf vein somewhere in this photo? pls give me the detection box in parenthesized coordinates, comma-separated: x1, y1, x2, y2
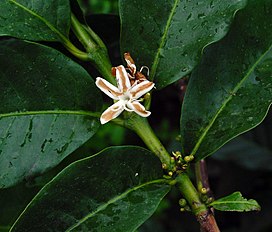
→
(150, 0, 179, 80)
(211, 201, 257, 205)
(0, 110, 100, 118)
(65, 179, 168, 231)
(191, 44, 272, 156)
(8, 0, 68, 41)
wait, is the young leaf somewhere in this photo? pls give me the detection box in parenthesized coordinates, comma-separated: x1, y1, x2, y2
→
(119, 0, 247, 89)
(10, 146, 171, 232)
(0, 0, 70, 41)
(209, 192, 261, 212)
(180, 0, 272, 160)
(0, 39, 101, 188)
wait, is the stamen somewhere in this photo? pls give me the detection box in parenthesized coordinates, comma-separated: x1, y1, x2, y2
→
(139, 66, 150, 77)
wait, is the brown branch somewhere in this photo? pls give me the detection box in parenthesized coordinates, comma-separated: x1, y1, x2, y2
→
(177, 78, 220, 231)
(176, 173, 221, 232)
(195, 160, 213, 198)
(196, 209, 220, 232)
(194, 159, 220, 232)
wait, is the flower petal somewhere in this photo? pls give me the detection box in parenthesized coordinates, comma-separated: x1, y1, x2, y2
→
(130, 80, 155, 99)
(100, 101, 124, 124)
(116, 65, 131, 92)
(96, 77, 122, 100)
(126, 101, 151, 117)
(124, 52, 136, 76)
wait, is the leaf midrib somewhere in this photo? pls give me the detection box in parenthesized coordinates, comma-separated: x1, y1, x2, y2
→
(211, 200, 257, 206)
(8, 0, 68, 41)
(191, 43, 272, 156)
(66, 179, 168, 231)
(0, 110, 100, 118)
(150, 0, 179, 80)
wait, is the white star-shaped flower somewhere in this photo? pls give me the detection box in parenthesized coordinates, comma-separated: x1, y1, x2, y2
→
(96, 65, 155, 124)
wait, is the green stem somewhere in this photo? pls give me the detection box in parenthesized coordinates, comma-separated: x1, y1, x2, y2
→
(61, 41, 89, 60)
(176, 173, 207, 215)
(176, 173, 220, 232)
(123, 115, 172, 169)
(120, 113, 220, 231)
(59, 34, 89, 61)
(84, 24, 107, 49)
(71, 14, 96, 52)
(91, 51, 115, 84)
(70, 13, 115, 84)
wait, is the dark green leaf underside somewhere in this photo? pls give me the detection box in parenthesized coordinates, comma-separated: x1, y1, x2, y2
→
(120, 0, 246, 89)
(210, 191, 261, 212)
(0, 0, 70, 41)
(0, 39, 101, 188)
(180, 0, 272, 160)
(10, 146, 170, 232)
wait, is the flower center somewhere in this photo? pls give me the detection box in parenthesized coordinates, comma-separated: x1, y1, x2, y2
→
(120, 91, 131, 101)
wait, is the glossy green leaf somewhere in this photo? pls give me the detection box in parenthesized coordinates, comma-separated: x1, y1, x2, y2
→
(0, 39, 101, 188)
(180, 0, 272, 160)
(120, 0, 246, 89)
(0, 0, 70, 41)
(210, 192, 261, 212)
(10, 146, 171, 232)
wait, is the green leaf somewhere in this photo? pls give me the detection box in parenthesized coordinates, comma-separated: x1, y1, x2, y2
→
(209, 192, 261, 212)
(120, 0, 246, 89)
(0, 182, 40, 229)
(0, 0, 70, 41)
(0, 39, 101, 188)
(10, 146, 171, 232)
(180, 0, 272, 160)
